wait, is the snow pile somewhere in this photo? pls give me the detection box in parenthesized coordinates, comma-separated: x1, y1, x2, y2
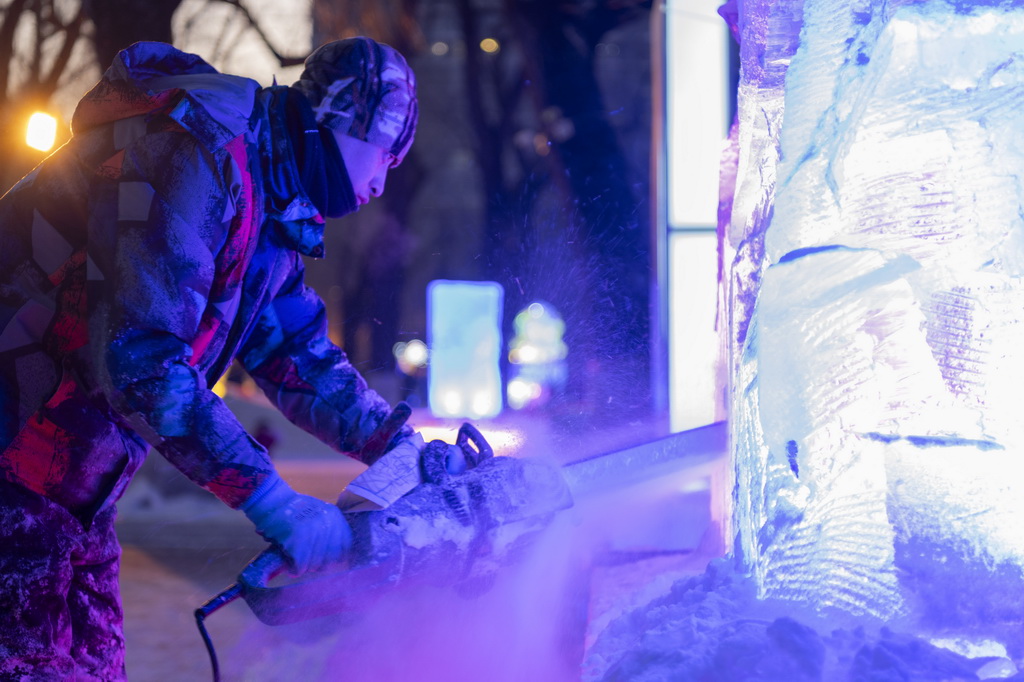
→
(583, 561, 1019, 681)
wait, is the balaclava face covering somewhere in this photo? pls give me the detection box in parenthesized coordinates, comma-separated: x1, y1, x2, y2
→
(283, 86, 355, 218)
(262, 85, 357, 219)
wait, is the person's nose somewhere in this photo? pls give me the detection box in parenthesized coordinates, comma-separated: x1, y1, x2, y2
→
(370, 168, 388, 197)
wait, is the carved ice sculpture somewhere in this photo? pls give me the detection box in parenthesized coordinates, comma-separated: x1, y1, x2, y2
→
(725, 0, 1024, 623)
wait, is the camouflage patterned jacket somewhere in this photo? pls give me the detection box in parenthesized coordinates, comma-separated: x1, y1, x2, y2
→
(0, 43, 397, 523)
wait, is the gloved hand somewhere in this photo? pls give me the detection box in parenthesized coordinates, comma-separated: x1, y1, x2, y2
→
(339, 432, 425, 511)
(339, 432, 466, 511)
(241, 473, 351, 574)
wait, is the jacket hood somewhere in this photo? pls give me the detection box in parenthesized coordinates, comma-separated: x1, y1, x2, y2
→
(71, 42, 328, 258)
(71, 42, 258, 152)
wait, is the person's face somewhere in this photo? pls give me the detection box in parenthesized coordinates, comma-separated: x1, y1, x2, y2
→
(333, 131, 396, 207)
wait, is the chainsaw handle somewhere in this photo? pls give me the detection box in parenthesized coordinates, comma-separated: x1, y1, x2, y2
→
(421, 423, 495, 484)
(456, 423, 493, 468)
(239, 547, 287, 589)
(195, 548, 284, 682)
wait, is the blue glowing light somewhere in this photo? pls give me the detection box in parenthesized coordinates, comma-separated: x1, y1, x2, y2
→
(427, 280, 504, 419)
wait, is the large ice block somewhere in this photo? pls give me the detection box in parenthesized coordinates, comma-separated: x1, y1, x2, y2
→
(726, 0, 1024, 622)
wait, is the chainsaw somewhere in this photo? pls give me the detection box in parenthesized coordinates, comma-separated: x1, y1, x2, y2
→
(194, 410, 725, 681)
(194, 418, 574, 680)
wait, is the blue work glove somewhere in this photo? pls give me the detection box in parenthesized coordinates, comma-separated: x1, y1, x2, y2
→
(241, 473, 351, 574)
(338, 434, 468, 511)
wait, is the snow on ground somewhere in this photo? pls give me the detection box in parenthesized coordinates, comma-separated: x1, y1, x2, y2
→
(583, 559, 1023, 682)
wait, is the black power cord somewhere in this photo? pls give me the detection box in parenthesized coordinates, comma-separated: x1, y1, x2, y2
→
(195, 582, 243, 682)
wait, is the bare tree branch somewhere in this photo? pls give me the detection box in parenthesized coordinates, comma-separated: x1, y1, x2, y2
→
(30, 0, 43, 85)
(0, 0, 30, 101)
(215, 0, 307, 66)
(313, 0, 424, 52)
(39, 3, 85, 96)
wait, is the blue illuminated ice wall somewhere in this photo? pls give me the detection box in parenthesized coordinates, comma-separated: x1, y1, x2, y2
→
(724, 0, 1024, 626)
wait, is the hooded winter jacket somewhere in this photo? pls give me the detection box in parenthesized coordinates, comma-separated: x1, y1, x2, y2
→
(0, 43, 400, 524)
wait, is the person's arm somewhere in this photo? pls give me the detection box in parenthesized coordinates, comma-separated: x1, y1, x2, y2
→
(237, 250, 412, 461)
(90, 130, 349, 572)
(89, 130, 280, 507)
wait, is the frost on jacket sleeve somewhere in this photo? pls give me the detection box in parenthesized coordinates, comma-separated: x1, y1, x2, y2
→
(237, 253, 407, 461)
(92, 130, 275, 508)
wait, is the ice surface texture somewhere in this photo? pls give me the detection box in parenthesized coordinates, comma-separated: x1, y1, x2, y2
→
(726, 0, 1024, 622)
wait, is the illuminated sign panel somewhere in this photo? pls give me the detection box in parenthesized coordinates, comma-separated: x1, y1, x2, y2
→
(427, 280, 504, 419)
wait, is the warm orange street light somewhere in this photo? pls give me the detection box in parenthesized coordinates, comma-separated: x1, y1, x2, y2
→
(26, 112, 57, 152)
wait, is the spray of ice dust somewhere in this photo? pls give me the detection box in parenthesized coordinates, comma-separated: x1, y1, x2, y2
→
(225, 510, 587, 681)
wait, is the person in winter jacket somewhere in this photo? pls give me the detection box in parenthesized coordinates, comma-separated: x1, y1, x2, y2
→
(0, 37, 419, 679)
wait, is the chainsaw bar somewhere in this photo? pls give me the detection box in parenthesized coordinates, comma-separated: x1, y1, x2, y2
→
(560, 420, 726, 497)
